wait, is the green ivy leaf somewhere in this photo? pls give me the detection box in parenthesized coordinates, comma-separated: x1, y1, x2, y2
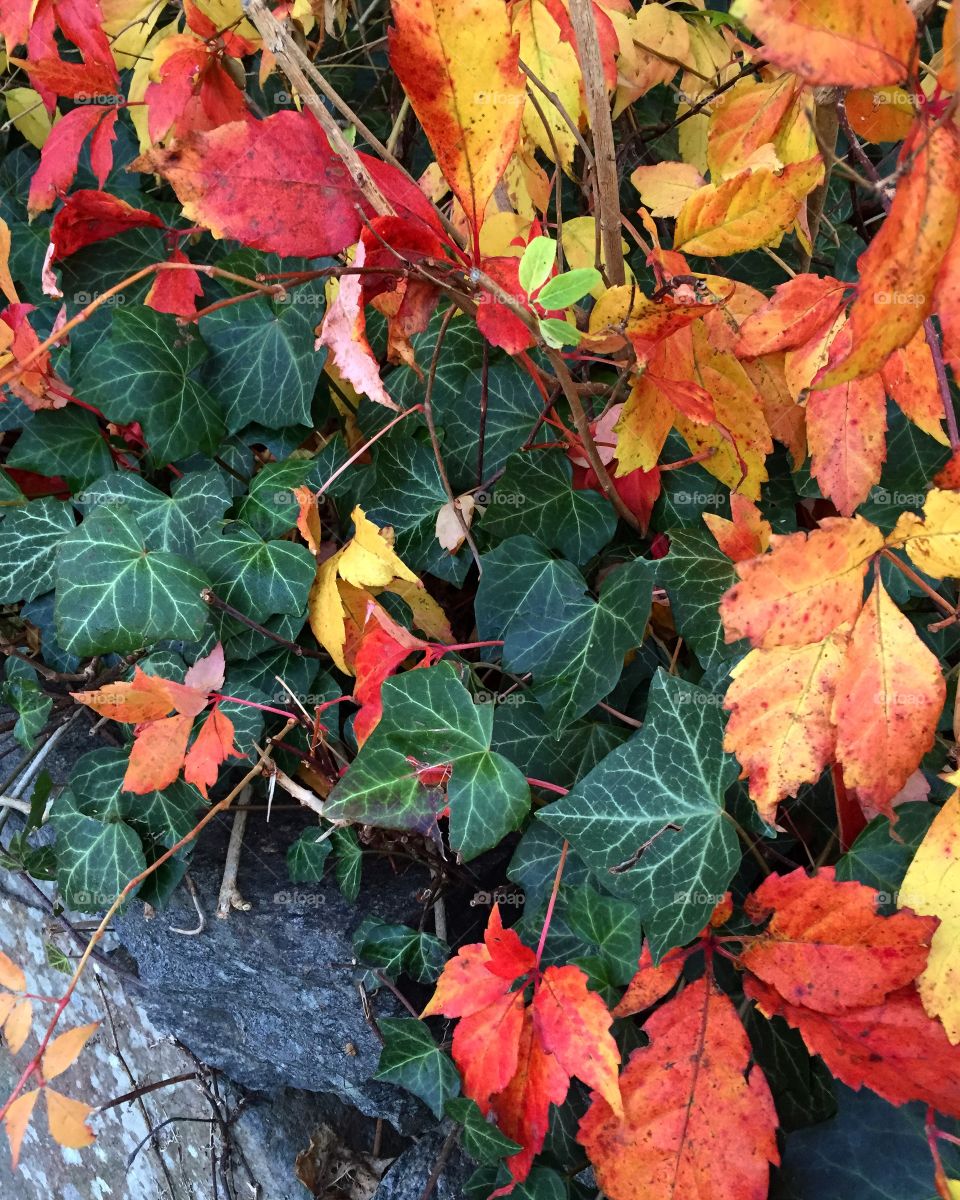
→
(79, 469, 230, 556)
(237, 458, 315, 538)
(374, 1017, 460, 1119)
(325, 663, 530, 859)
(49, 788, 147, 913)
(77, 307, 224, 464)
(2, 660, 52, 749)
(354, 916, 448, 983)
(564, 884, 644, 985)
(658, 528, 744, 672)
(333, 827, 363, 902)
(55, 504, 211, 655)
(491, 695, 627, 790)
(0, 498, 76, 603)
(445, 1097, 521, 1163)
(479, 451, 615, 565)
(287, 827, 333, 882)
(6, 408, 115, 489)
(539, 670, 741, 957)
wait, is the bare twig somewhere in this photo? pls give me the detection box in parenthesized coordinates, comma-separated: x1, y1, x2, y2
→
(216, 790, 252, 918)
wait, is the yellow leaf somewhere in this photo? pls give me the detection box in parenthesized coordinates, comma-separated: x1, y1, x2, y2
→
(630, 162, 704, 218)
(559, 216, 629, 296)
(900, 791, 960, 1043)
(724, 628, 849, 825)
(614, 374, 674, 474)
(478, 212, 532, 259)
(888, 488, 960, 580)
(384, 578, 453, 643)
(3, 88, 54, 150)
(45, 1089, 96, 1151)
(707, 73, 799, 181)
(338, 507, 418, 589)
(308, 550, 348, 673)
(41, 1022, 100, 1082)
(3, 1089, 39, 1169)
(676, 19, 740, 173)
(100, 0, 166, 70)
(0, 217, 18, 306)
(192, 0, 259, 44)
(615, 3, 691, 116)
(390, 0, 525, 230)
(514, 0, 582, 171)
(127, 19, 181, 152)
(675, 157, 823, 256)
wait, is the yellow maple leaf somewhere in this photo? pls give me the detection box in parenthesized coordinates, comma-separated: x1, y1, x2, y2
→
(888, 489, 960, 580)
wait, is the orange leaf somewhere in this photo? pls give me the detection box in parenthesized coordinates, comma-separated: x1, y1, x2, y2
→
(182, 708, 242, 799)
(70, 668, 178, 723)
(707, 73, 800, 180)
(45, 1088, 95, 1150)
(41, 1022, 100, 1082)
(734, 273, 847, 357)
(484, 903, 538, 979)
(831, 575, 946, 817)
(746, 976, 960, 1117)
(578, 978, 779, 1200)
(388, 0, 525, 231)
(613, 943, 686, 1017)
(352, 607, 430, 747)
(719, 515, 883, 649)
(807, 371, 888, 515)
(730, 0, 916, 86)
(845, 87, 917, 143)
(452, 988, 526, 1111)
(0, 950, 26, 993)
(740, 867, 936, 1013)
(934, 213, 960, 387)
(723, 627, 849, 824)
(817, 123, 960, 386)
(292, 485, 322, 556)
(123, 713, 194, 794)
(881, 327, 949, 445)
(532, 965, 622, 1116)
(3, 1089, 39, 1170)
(703, 494, 772, 562)
(4, 998, 33, 1055)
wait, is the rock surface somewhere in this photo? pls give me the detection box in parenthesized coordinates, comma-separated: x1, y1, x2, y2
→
(116, 811, 436, 1136)
(371, 1127, 473, 1200)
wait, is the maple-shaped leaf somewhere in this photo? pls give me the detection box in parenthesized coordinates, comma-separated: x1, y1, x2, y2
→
(831, 576, 945, 817)
(899, 790, 960, 1043)
(674, 157, 822, 257)
(746, 976, 960, 1117)
(48, 189, 166, 261)
(389, 0, 525, 232)
(27, 105, 118, 216)
(71, 645, 240, 796)
(719, 515, 883, 649)
(579, 978, 779, 1200)
(740, 867, 936, 1013)
(888, 487, 960, 580)
(817, 123, 960, 387)
(730, 0, 916, 86)
(734, 273, 847, 357)
(133, 111, 444, 258)
(423, 905, 620, 1186)
(723, 627, 849, 824)
(806, 371, 888, 515)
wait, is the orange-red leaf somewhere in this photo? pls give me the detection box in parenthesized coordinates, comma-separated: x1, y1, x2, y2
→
(71, 668, 178, 723)
(807, 371, 887, 515)
(719, 515, 883, 649)
(452, 988, 526, 1111)
(735, 273, 847, 357)
(123, 713, 194, 794)
(703, 494, 771, 562)
(182, 707, 242, 799)
(27, 105, 115, 217)
(579, 978, 779, 1200)
(746, 976, 960, 1117)
(532, 965, 622, 1116)
(740, 867, 936, 1013)
(613, 943, 686, 1017)
(817, 123, 960, 386)
(731, 0, 916, 86)
(881, 327, 949, 445)
(832, 575, 946, 817)
(49, 190, 166, 261)
(388, 0, 525, 231)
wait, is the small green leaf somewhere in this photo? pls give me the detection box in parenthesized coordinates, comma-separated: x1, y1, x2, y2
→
(446, 1097, 521, 1163)
(333, 827, 363, 901)
(537, 268, 601, 309)
(518, 235, 557, 295)
(374, 1017, 460, 1118)
(538, 317, 581, 348)
(287, 828, 333, 882)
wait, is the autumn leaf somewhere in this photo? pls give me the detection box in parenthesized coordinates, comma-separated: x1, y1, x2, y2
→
(806, 371, 887, 515)
(182, 707, 242, 797)
(353, 605, 436, 746)
(388, 0, 525, 232)
(888, 487, 960, 579)
(734, 273, 847, 357)
(674, 157, 822, 257)
(703, 494, 772, 563)
(817, 123, 960, 387)
(740, 867, 937, 1013)
(630, 162, 705, 218)
(28, 105, 118, 216)
(41, 1023, 100, 1081)
(723, 627, 849, 824)
(3, 1090, 39, 1170)
(45, 1088, 95, 1150)
(612, 942, 687, 1017)
(881, 326, 949, 444)
(831, 576, 945, 818)
(899, 790, 960, 1042)
(846, 86, 917, 143)
(48, 189, 166, 262)
(579, 978, 779, 1200)
(706, 73, 800, 181)
(730, 0, 916, 87)
(719, 515, 883, 649)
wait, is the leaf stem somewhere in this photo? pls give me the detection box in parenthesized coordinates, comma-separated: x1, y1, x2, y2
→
(535, 839, 569, 972)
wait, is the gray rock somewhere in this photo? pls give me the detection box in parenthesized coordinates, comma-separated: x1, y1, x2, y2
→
(372, 1127, 473, 1200)
(116, 812, 435, 1135)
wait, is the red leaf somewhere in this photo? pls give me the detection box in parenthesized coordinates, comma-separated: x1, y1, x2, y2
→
(28, 105, 115, 216)
(735, 274, 847, 357)
(50, 190, 166, 260)
(146, 40, 251, 144)
(475, 256, 536, 354)
(453, 987, 526, 1111)
(613, 943, 687, 1017)
(145, 248, 204, 318)
(133, 112, 445, 258)
(484, 904, 538, 980)
(183, 707, 242, 798)
(740, 867, 936, 1013)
